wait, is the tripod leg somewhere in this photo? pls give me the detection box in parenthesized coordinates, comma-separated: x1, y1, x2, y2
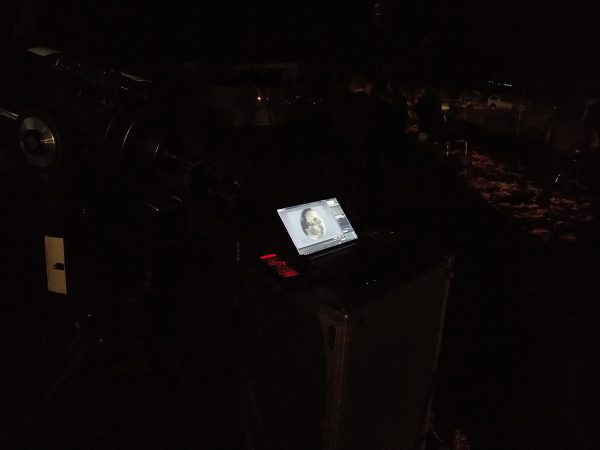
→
(0, 336, 99, 446)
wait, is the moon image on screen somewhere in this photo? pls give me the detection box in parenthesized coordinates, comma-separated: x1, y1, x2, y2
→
(300, 208, 326, 240)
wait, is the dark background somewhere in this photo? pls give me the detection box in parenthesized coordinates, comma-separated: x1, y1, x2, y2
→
(2, 2, 600, 449)
(2, 0, 600, 90)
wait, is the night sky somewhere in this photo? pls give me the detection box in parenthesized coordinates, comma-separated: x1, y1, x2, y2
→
(2, 0, 600, 89)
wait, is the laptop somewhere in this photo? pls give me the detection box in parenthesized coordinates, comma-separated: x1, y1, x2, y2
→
(277, 197, 375, 278)
(277, 197, 358, 257)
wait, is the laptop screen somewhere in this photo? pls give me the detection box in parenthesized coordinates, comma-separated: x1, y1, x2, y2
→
(277, 198, 358, 255)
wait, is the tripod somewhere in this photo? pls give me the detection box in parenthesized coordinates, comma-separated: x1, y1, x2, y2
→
(0, 161, 201, 448)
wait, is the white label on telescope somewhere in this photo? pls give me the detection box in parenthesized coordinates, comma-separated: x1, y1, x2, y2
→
(44, 236, 67, 294)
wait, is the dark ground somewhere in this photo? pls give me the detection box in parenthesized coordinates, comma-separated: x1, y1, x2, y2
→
(1, 116, 600, 449)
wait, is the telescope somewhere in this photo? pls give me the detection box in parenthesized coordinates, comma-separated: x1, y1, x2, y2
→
(0, 46, 239, 296)
(1, 46, 216, 201)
